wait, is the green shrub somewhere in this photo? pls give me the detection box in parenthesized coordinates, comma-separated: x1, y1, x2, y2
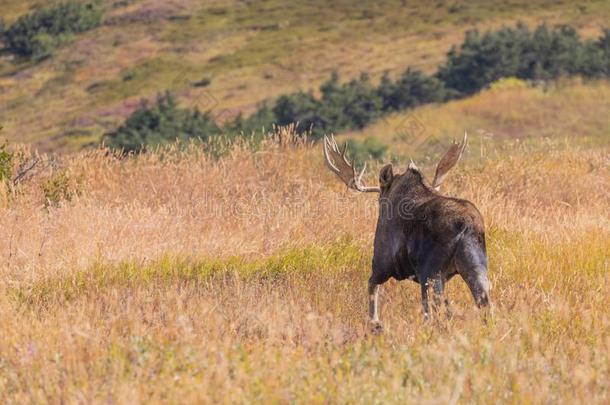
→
(227, 102, 275, 137)
(346, 137, 388, 166)
(437, 23, 531, 95)
(272, 91, 322, 135)
(244, 69, 445, 139)
(1, 0, 103, 60)
(523, 25, 585, 79)
(317, 72, 382, 135)
(103, 92, 223, 153)
(104, 23, 609, 152)
(579, 28, 610, 77)
(42, 171, 82, 207)
(378, 68, 448, 111)
(0, 141, 13, 186)
(262, 72, 383, 139)
(437, 23, 610, 95)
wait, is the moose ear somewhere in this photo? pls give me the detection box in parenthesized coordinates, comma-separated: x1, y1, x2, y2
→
(379, 164, 394, 188)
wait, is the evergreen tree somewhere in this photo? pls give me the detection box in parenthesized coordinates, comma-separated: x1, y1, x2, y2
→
(272, 91, 321, 135)
(381, 68, 447, 110)
(437, 24, 530, 95)
(226, 102, 275, 136)
(2, 0, 103, 60)
(522, 25, 582, 79)
(317, 72, 382, 135)
(103, 92, 222, 153)
(103, 23, 610, 152)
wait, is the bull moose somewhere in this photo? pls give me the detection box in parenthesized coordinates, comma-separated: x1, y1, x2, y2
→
(323, 133, 490, 330)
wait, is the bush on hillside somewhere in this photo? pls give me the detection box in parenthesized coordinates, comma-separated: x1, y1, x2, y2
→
(523, 25, 587, 79)
(226, 103, 276, 136)
(437, 23, 531, 95)
(272, 91, 322, 135)
(317, 72, 382, 135)
(104, 23, 609, 153)
(580, 28, 610, 77)
(378, 68, 449, 111)
(437, 23, 610, 95)
(1, 0, 103, 60)
(0, 142, 12, 186)
(346, 137, 388, 167)
(42, 170, 82, 207)
(103, 92, 222, 153)
(253, 72, 385, 139)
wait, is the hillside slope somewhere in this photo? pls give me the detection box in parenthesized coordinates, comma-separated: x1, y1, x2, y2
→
(344, 78, 610, 164)
(1, 0, 609, 151)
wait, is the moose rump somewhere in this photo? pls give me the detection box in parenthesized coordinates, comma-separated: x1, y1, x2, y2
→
(323, 133, 490, 330)
(372, 193, 490, 313)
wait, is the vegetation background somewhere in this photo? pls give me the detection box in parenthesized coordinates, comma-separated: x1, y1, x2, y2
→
(0, 0, 608, 403)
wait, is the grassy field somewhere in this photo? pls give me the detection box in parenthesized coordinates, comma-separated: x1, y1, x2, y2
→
(1, 78, 609, 401)
(1, 1, 609, 403)
(1, 0, 610, 151)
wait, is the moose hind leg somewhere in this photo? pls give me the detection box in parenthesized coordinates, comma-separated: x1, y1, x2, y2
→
(463, 270, 491, 308)
(420, 276, 445, 321)
(432, 277, 444, 311)
(455, 240, 491, 308)
(416, 243, 452, 320)
(458, 257, 491, 308)
(434, 276, 454, 320)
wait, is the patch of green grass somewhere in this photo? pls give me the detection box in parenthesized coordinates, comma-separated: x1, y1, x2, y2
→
(36, 70, 76, 96)
(97, 57, 198, 103)
(12, 225, 609, 316)
(12, 236, 368, 307)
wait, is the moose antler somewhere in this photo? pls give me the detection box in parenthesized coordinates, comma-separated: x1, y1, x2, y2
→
(431, 132, 467, 190)
(323, 135, 380, 193)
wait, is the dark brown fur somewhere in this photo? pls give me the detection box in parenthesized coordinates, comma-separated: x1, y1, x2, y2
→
(368, 164, 490, 327)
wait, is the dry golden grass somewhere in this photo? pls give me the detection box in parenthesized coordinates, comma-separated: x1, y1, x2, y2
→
(0, 121, 608, 402)
(348, 78, 610, 156)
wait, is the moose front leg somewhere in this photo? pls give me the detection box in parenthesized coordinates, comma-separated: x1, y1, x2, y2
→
(368, 279, 383, 334)
(420, 281, 430, 319)
(420, 278, 436, 321)
(432, 277, 443, 311)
